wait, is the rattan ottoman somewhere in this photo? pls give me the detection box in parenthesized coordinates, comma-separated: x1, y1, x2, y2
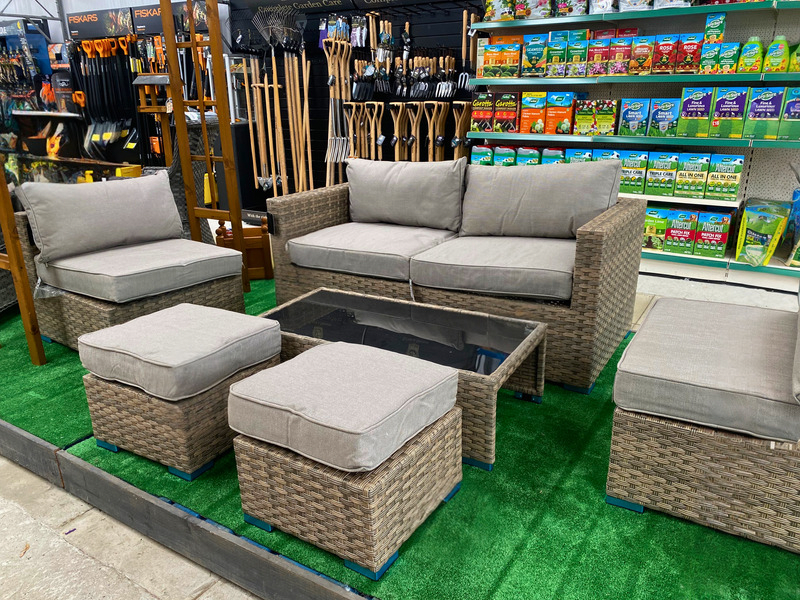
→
(79, 303, 282, 481)
(229, 342, 463, 580)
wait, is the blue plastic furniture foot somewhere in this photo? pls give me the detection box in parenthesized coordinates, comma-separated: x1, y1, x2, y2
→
(345, 551, 398, 581)
(41, 336, 52, 343)
(625, 330, 634, 339)
(514, 392, 543, 404)
(243, 513, 274, 532)
(168, 460, 214, 481)
(442, 482, 461, 503)
(563, 383, 595, 395)
(605, 494, 644, 513)
(96, 439, 119, 452)
(462, 457, 493, 471)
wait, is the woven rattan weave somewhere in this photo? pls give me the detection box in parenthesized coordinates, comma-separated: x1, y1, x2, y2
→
(235, 407, 462, 573)
(607, 408, 800, 554)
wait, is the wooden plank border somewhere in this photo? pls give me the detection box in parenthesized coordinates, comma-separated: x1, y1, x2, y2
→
(0, 419, 62, 486)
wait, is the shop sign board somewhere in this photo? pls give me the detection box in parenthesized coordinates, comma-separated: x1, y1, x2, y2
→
(236, 0, 357, 13)
(132, 3, 208, 34)
(67, 9, 134, 40)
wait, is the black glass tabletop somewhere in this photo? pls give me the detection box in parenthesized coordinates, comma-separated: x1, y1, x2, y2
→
(267, 289, 540, 376)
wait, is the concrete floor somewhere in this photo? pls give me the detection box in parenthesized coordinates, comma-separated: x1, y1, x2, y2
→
(1, 274, 797, 599)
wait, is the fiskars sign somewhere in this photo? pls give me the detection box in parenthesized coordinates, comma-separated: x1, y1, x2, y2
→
(67, 8, 133, 39)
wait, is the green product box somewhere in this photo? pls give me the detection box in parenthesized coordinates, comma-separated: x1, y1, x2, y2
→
(642, 207, 670, 251)
(573, 100, 596, 135)
(677, 87, 715, 138)
(645, 152, 679, 196)
(675, 153, 711, 198)
(743, 87, 786, 140)
(470, 145, 493, 165)
(515, 147, 541, 165)
(594, 99, 618, 135)
(709, 87, 748, 138)
(647, 98, 680, 137)
(699, 43, 721, 74)
(704, 12, 726, 44)
(592, 149, 618, 161)
(778, 87, 800, 140)
(566, 148, 593, 163)
(618, 98, 650, 136)
(546, 41, 567, 77)
(717, 43, 740, 74)
(541, 147, 566, 164)
(493, 146, 516, 166)
(706, 154, 744, 200)
(566, 40, 589, 77)
(693, 211, 732, 258)
(735, 198, 791, 266)
(619, 150, 648, 195)
(521, 35, 548, 77)
(663, 209, 698, 255)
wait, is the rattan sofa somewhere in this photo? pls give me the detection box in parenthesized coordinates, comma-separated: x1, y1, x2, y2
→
(268, 159, 645, 392)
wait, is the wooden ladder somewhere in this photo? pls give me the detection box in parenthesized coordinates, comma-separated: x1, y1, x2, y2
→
(159, 0, 250, 290)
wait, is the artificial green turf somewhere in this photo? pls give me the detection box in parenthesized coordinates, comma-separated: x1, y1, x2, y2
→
(4, 279, 800, 598)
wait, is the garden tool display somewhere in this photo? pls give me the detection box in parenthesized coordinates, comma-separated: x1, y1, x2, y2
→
(242, 56, 259, 189)
(363, 101, 385, 161)
(458, 11, 470, 91)
(389, 102, 407, 161)
(323, 36, 350, 185)
(406, 102, 423, 162)
(467, 14, 478, 92)
(452, 101, 471, 159)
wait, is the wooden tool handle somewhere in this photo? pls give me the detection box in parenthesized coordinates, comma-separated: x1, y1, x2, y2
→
(462, 10, 468, 64)
(470, 14, 478, 65)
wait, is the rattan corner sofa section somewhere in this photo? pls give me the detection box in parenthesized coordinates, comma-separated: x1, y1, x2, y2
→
(268, 159, 645, 391)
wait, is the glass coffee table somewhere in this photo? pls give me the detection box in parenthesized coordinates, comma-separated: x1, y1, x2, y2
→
(263, 288, 547, 471)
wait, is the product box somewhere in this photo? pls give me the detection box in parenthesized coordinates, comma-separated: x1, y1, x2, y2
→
(616, 27, 638, 38)
(471, 145, 494, 165)
(648, 97, 681, 137)
(557, 0, 588, 16)
(699, 43, 721, 74)
(566, 40, 589, 77)
(704, 12, 726, 44)
(717, 43, 740, 74)
(652, 35, 679, 73)
(676, 33, 704, 73)
(735, 198, 791, 266)
(545, 91, 575, 134)
(675, 153, 711, 198)
(515, 0, 551, 19)
(490, 35, 524, 45)
(663, 209, 698, 255)
(516, 147, 541, 165)
(592, 148, 619, 161)
(481, 43, 521, 78)
(493, 92, 520, 133)
(642, 207, 670, 251)
(645, 152, 679, 196)
(743, 87, 786, 139)
(520, 92, 547, 133)
(778, 87, 800, 140)
(594, 28, 616, 40)
(521, 35, 548, 77)
(484, 0, 515, 21)
(594, 99, 618, 135)
(587, 39, 610, 75)
(566, 148, 593, 162)
(541, 147, 566, 163)
(706, 154, 744, 200)
(476, 38, 488, 74)
(677, 87, 715, 137)
(693, 211, 731, 258)
(568, 29, 591, 41)
(493, 146, 517, 166)
(470, 92, 494, 133)
(573, 100, 596, 135)
(738, 38, 764, 73)
(629, 36, 655, 75)
(549, 30, 569, 42)
(608, 38, 632, 75)
(546, 41, 567, 77)
(618, 98, 650, 136)
(619, 150, 649, 194)
(709, 87, 748, 138)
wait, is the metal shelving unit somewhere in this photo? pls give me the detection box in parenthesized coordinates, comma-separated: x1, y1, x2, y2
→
(469, 73, 799, 86)
(11, 110, 83, 119)
(619, 193, 742, 208)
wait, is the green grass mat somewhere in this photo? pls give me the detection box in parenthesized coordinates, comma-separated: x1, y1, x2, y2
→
(0, 280, 275, 448)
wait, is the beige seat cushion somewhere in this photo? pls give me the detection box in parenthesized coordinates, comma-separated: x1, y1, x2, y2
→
(79, 304, 281, 401)
(288, 222, 456, 281)
(410, 236, 575, 301)
(228, 342, 458, 472)
(36, 238, 242, 303)
(615, 298, 800, 442)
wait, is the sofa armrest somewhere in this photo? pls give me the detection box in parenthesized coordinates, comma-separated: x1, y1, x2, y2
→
(13, 211, 38, 293)
(267, 184, 350, 243)
(572, 196, 646, 311)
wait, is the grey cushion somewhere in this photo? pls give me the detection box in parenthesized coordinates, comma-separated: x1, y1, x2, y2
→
(460, 160, 621, 238)
(79, 304, 281, 401)
(16, 171, 183, 264)
(288, 222, 456, 281)
(36, 238, 242, 303)
(615, 298, 800, 442)
(347, 158, 467, 231)
(410, 237, 575, 301)
(228, 342, 458, 472)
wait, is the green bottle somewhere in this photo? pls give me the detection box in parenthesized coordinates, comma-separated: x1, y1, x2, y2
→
(738, 37, 764, 73)
(764, 36, 790, 73)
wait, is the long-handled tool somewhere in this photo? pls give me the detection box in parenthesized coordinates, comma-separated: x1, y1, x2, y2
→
(389, 102, 407, 161)
(458, 10, 470, 90)
(242, 57, 259, 189)
(406, 102, 423, 162)
(452, 101, 471, 159)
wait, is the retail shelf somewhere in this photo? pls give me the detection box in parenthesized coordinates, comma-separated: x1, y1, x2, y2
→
(598, 135, 750, 147)
(640, 249, 729, 269)
(465, 132, 800, 148)
(470, 77, 598, 86)
(12, 110, 82, 119)
(16, 153, 127, 168)
(466, 132, 595, 143)
(620, 193, 742, 208)
(470, 73, 765, 86)
(775, 0, 800, 8)
(752, 139, 800, 148)
(728, 257, 800, 278)
(762, 72, 800, 82)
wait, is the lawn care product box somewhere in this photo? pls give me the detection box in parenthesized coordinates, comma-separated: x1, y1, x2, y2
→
(545, 91, 575, 134)
(521, 35, 548, 77)
(648, 98, 680, 137)
(778, 87, 800, 140)
(675, 153, 711, 198)
(717, 43, 740, 74)
(471, 145, 493, 165)
(629, 37, 655, 75)
(573, 100, 596, 135)
(652, 35, 678, 73)
(619, 98, 650, 136)
(645, 152, 679, 196)
(566, 40, 589, 77)
(592, 148, 619, 162)
(493, 92, 520, 133)
(470, 92, 494, 133)
(642, 207, 670, 251)
(515, 147, 541, 165)
(704, 12, 726, 44)
(587, 39, 609, 75)
(493, 146, 517, 166)
(546, 41, 567, 77)
(520, 92, 547, 133)
(619, 150, 648, 194)
(663, 210, 698, 255)
(735, 198, 791, 266)
(608, 38, 632, 75)
(566, 148, 593, 163)
(709, 87, 748, 138)
(678, 87, 715, 137)
(594, 99, 618, 135)
(743, 87, 786, 139)
(706, 154, 744, 200)
(694, 211, 732, 258)
(699, 43, 721, 74)
(676, 33, 704, 73)
(541, 147, 566, 163)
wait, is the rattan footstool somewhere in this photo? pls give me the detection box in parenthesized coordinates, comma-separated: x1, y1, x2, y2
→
(79, 303, 282, 481)
(229, 342, 463, 580)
